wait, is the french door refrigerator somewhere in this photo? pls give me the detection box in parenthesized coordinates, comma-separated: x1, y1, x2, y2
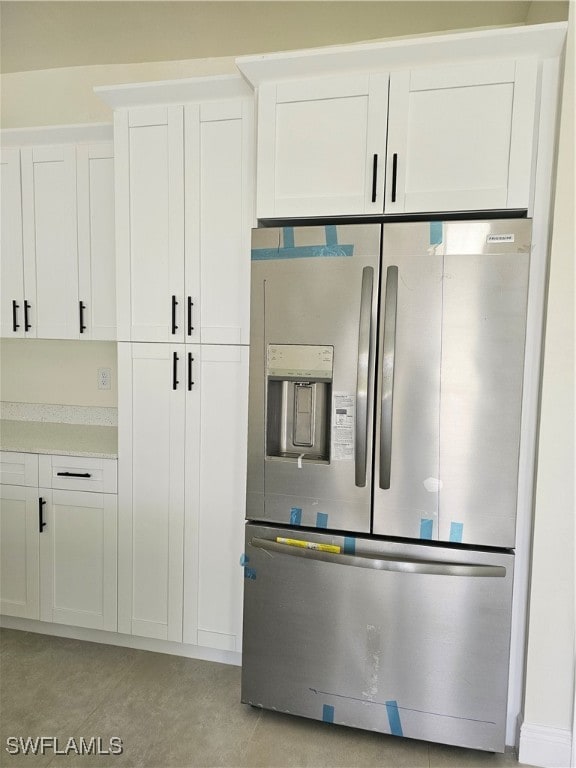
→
(242, 220, 531, 752)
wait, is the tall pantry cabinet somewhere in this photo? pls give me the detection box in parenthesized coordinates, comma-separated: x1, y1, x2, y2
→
(98, 77, 253, 650)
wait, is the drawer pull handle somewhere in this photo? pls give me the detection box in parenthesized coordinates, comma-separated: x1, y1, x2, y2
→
(24, 300, 32, 332)
(79, 301, 87, 333)
(56, 472, 92, 478)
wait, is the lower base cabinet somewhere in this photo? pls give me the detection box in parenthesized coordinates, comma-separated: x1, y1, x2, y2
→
(0, 452, 118, 631)
(39, 489, 117, 631)
(118, 342, 248, 650)
(0, 484, 40, 619)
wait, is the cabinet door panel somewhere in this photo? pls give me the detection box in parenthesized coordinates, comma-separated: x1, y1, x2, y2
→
(185, 101, 252, 345)
(39, 489, 117, 631)
(1, 149, 26, 338)
(77, 144, 116, 340)
(386, 61, 537, 213)
(21, 146, 78, 338)
(183, 345, 249, 650)
(116, 107, 184, 342)
(257, 75, 388, 218)
(0, 485, 39, 618)
(117, 342, 185, 641)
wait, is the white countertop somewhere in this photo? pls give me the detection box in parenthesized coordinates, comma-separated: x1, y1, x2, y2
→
(0, 419, 118, 459)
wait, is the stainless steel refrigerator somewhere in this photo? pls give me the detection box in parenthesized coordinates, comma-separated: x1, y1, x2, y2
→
(242, 220, 531, 752)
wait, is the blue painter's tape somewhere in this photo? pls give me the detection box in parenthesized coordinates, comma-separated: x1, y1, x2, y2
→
(325, 225, 338, 246)
(322, 704, 335, 723)
(290, 507, 302, 526)
(385, 700, 403, 737)
(283, 227, 295, 248)
(239, 553, 250, 566)
(343, 537, 356, 555)
(450, 522, 464, 543)
(316, 512, 328, 529)
(244, 567, 257, 580)
(420, 519, 433, 540)
(251, 245, 353, 260)
(430, 221, 443, 246)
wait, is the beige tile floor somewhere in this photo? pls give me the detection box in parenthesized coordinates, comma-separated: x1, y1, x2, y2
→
(0, 629, 529, 768)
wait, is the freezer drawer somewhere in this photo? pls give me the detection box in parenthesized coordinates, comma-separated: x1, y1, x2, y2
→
(242, 523, 514, 752)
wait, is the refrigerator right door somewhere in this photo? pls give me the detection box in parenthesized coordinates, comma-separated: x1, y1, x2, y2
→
(373, 220, 531, 548)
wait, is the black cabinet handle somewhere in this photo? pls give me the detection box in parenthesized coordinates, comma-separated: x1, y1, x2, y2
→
(187, 296, 194, 336)
(12, 300, 20, 331)
(56, 471, 91, 478)
(79, 301, 87, 334)
(38, 497, 47, 533)
(391, 153, 398, 203)
(188, 353, 194, 391)
(24, 301, 31, 332)
(171, 295, 178, 334)
(371, 154, 378, 203)
(173, 351, 179, 390)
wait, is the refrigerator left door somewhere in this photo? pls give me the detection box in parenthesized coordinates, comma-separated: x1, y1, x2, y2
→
(242, 523, 514, 752)
(246, 224, 380, 533)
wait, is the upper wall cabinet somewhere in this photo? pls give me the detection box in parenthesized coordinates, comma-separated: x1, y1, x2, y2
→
(257, 74, 388, 218)
(0, 126, 116, 340)
(236, 23, 567, 221)
(385, 61, 537, 214)
(103, 76, 254, 344)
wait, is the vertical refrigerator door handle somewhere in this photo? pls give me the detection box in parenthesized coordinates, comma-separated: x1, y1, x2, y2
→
(380, 266, 398, 490)
(171, 295, 178, 334)
(355, 266, 374, 487)
(172, 351, 179, 390)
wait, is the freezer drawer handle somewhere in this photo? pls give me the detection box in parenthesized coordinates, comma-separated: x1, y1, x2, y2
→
(356, 266, 374, 487)
(250, 538, 506, 578)
(380, 266, 398, 490)
(56, 472, 91, 478)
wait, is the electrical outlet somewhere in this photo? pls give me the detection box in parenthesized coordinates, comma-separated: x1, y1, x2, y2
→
(97, 367, 112, 390)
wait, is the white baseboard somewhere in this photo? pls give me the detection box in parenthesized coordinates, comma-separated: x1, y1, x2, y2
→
(519, 721, 573, 768)
(0, 616, 242, 667)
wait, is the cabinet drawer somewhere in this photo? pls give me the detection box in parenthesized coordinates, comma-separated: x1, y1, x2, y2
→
(38, 455, 117, 493)
(0, 452, 38, 487)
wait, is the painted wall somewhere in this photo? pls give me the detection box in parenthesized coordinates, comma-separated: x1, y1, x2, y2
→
(522, 0, 575, 742)
(0, 339, 117, 407)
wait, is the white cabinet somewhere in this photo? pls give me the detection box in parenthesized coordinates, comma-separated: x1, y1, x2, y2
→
(183, 344, 248, 651)
(256, 74, 388, 218)
(117, 342, 185, 641)
(114, 96, 253, 344)
(77, 143, 116, 340)
(0, 452, 118, 630)
(117, 342, 248, 649)
(0, 131, 116, 340)
(39, 489, 117, 631)
(0, 484, 40, 619)
(0, 148, 28, 338)
(386, 60, 537, 213)
(249, 59, 538, 219)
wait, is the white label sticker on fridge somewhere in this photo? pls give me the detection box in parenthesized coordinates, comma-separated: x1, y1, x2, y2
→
(332, 393, 355, 461)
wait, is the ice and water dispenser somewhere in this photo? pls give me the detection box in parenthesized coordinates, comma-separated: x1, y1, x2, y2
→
(266, 344, 333, 464)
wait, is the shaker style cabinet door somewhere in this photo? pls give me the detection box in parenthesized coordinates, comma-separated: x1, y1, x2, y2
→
(257, 74, 388, 218)
(385, 60, 538, 213)
(20, 145, 78, 338)
(0, 484, 40, 619)
(0, 149, 29, 338)
(185, 101, 253, 345)
(39, 489, 118, 631)
(183, 344, 249, 651)
(115, 106, 185, 342)
(117, 342, 186, 641)
(77, 143, 116, 340)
